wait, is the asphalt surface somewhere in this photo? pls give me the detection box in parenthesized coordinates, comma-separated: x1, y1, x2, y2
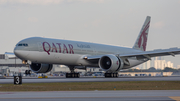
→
(0, 90, 179, 101)
(0, 77, 180, 101)
(0, 76, 180, 84)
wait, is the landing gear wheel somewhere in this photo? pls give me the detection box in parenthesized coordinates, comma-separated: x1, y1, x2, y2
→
(105, 73, 119, 78)
(72, 73, 74, 78)
(66, 73, 69, 78)
(25, 70, 31, 75)
(66, 73, 80, 78)
(28, 70, 32, 74)
(77, 73, 80, 78)
(74, 73, 77, 78)
(111, 73, 114, 77)
(74, 73, 80, 78)
(113, 73, 117, 77)
(25, 70, 28, 74)
(104, 73, 111, 78)
(116, 73, 119, 77)
(105, 73, 107, 77)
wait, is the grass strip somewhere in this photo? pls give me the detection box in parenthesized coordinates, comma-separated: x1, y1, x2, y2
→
(0, 81, 180, 91)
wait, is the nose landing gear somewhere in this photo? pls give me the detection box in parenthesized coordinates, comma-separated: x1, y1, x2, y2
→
(25, 70, 31, 75)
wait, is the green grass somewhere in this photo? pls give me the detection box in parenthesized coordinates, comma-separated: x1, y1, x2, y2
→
(0, 81, 180, 91)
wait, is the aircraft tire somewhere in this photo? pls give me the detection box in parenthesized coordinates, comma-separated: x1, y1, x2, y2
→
(28, 70, 32, 75)
(74, 73, 79, 78)
(77, 73, 80, 78)
(74, 73, 77, 78)
(66, 73, 72, 78)
(116, 73, 119, 78)
(25, 70, 28, 75)
(114, 73, 116, 77)
(104, 73, 107, 78)
(66, 73, 80, 78)
(25, 70, 31, 75)
(105, 73, 111, 78)
(105, 73, 119, 78)
(66, 73, 68, 78)
(111, 73, 114, 77)
(72, 73, 74, 78)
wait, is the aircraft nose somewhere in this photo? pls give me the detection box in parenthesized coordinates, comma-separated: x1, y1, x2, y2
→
(14, 46, 28, 60)
(14, 47, 21, 58)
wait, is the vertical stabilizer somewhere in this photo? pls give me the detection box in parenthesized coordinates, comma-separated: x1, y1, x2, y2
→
(133, 16, 151, 51)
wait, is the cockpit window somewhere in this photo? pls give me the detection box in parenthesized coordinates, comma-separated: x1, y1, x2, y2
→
(18, 44, 22, 46)
(17, 43, 28, 47)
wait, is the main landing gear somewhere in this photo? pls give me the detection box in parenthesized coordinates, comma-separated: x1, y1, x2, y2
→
(66, 66, 80, 78)
(104, 73, 119, 78)
(66, 73, 80, 78)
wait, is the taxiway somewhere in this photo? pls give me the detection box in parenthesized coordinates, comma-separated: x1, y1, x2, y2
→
(0, 76, 180, 84)
(0, 90, 179, 101)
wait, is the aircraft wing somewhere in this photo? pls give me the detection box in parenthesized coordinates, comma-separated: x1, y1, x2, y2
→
(5, 52, 15, 55)
(119, 48, 180, 59)
(84, 48, 180, 60)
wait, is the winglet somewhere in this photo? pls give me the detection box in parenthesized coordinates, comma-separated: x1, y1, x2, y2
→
(133, 16, 151, 51)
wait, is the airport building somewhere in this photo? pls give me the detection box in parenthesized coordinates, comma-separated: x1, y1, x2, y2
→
(52, 65, 101, 73)
(0, 54, 28, 75)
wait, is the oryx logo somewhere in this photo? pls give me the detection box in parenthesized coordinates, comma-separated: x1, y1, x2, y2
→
(138, 21, 150, 51)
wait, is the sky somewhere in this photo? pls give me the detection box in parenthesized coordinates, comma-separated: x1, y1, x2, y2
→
(0, 0, 180, 67)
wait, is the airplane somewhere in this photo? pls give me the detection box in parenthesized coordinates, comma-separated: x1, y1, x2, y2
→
(13, 16, 180, 78)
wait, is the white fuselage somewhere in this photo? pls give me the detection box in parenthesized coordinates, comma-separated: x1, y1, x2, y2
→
(14, 37, 145, 69)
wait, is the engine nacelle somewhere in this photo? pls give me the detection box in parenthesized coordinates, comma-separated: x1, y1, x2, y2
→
(98, 54, 124, 72)
(30, 63, 53, 73)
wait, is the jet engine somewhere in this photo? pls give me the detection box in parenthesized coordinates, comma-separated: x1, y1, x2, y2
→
(98, 54, 124, 72)
(30, 63, 53, 73)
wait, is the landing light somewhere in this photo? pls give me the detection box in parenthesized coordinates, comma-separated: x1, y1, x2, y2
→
(22, 60, 27, 64)
(84, 57, 88, 60)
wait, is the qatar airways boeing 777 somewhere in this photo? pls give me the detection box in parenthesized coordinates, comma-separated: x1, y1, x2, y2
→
(13, 16, 180, 78)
